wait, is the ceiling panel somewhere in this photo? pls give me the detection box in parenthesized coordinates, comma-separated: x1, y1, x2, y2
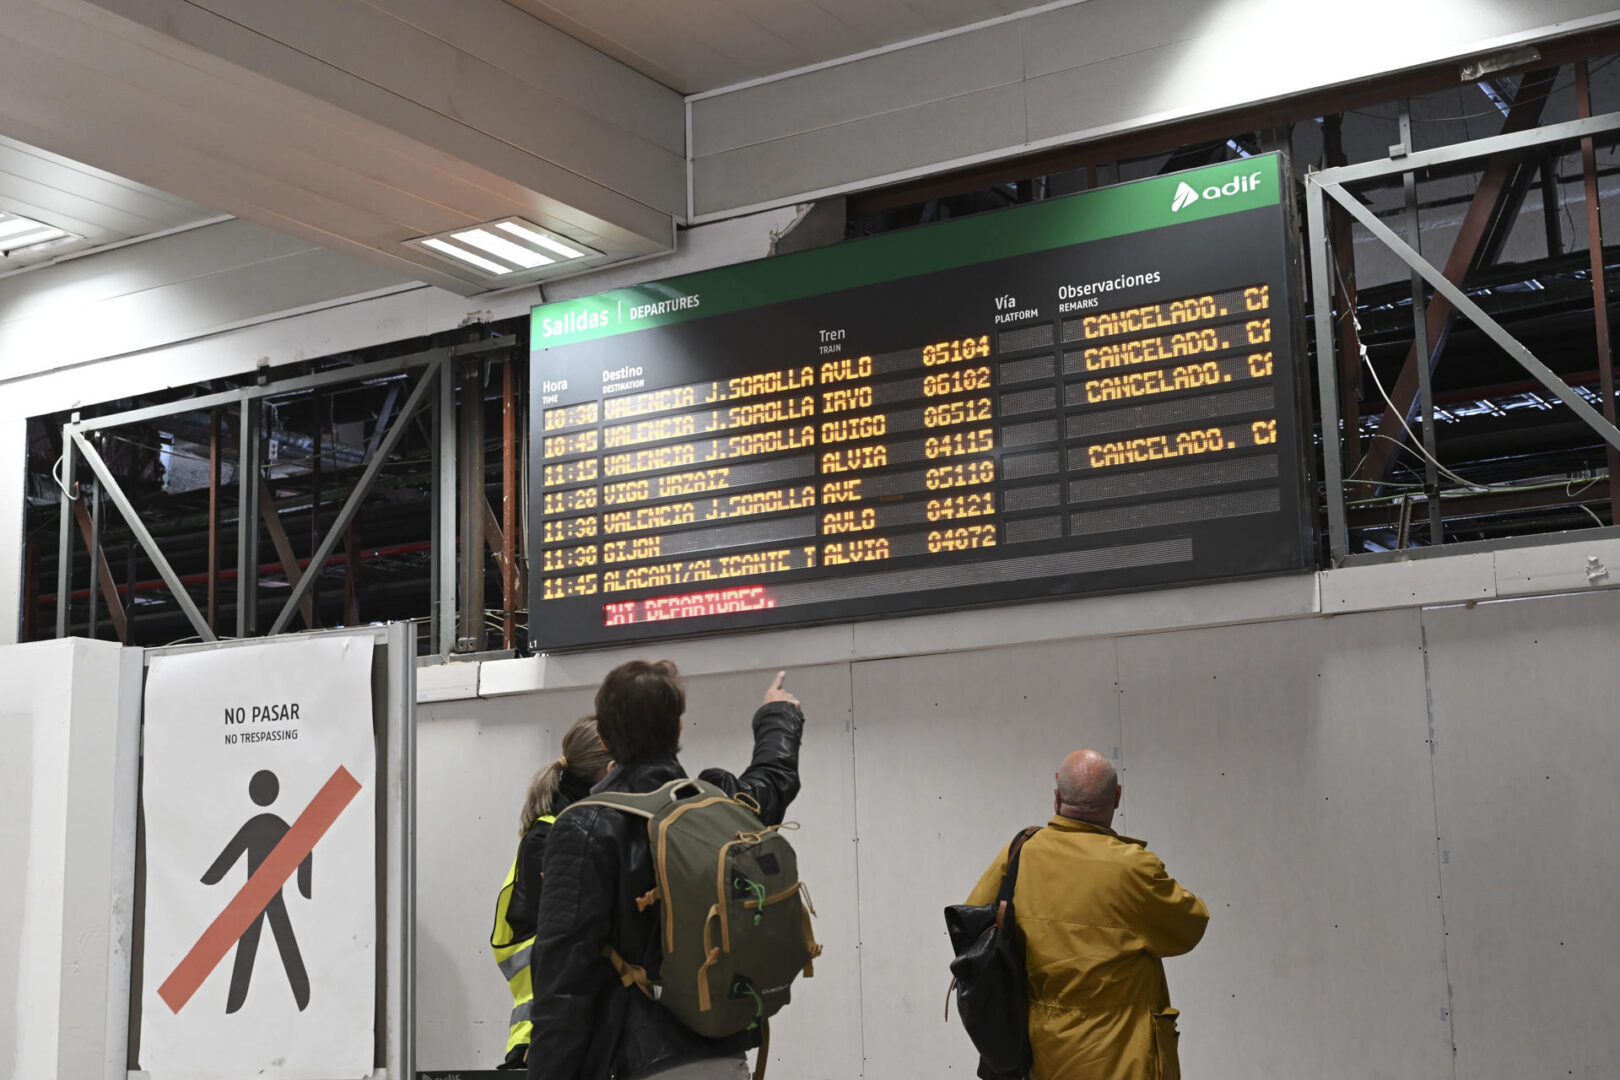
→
(0, 135, 216, 269)
(503, 0, 1059, 93)
(0, 0, 682, 295)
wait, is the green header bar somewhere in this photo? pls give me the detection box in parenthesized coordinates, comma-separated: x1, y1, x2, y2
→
(532, 154, 1282, 348)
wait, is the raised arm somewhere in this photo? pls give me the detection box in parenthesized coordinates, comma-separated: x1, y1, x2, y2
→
(699, 672, 804, 826)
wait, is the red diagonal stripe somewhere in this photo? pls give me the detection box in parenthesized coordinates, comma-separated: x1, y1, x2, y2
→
(158, 765, 362, 1014)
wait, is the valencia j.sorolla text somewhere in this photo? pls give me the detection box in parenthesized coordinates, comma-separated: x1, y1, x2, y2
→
(528, 153, 1309, 648)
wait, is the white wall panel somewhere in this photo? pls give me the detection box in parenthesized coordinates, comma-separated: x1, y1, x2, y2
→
(848, 638, 1123, 1077)
(673, 665, 861, 1080)
(0, 638, 135, 1079)
(690, 0, 1620, 218)
(1423, 592, 1620, 1079)
(1116, 611, 1453, 1079)
(0, 641, 72, 1079)
(405, 586, 1620, 1076)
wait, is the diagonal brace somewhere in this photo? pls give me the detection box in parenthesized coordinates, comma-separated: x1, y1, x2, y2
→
(70, 430, 217, 642)
(73, 494, 129, 643)
(258, 471, 318, 629)
(1322, 181, 1620, 456)
(269, 359, 443, 635)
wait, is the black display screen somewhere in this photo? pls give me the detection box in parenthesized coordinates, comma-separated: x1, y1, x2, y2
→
(528, 155, 1311, 650)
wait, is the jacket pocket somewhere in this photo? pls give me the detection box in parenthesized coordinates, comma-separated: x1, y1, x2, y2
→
(1152, 1008, 1181, 1080)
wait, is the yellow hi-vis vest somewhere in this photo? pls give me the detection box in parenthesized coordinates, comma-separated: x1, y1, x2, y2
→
(491, 815, 554, 1057)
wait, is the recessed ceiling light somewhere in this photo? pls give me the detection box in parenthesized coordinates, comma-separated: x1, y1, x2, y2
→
(0, 212, 73, 255)
(421, 237, 513, 276)
(406, 217, 598, 281)
(453, 228, 554, 269)
(496, 221, 586, 260)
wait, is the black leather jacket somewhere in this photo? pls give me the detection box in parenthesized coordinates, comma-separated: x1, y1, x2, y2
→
(527, 701, 805, 1080)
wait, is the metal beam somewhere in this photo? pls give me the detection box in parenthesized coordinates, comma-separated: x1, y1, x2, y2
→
(456, 360, 485, 653)
(1322, 115, 1364, 472)
(73, 490, 128, 643)
(364, 383, 401, 464)
(501, 356, 518, 651)
(1577, 59, 1620, 526)
(70, 430, 216, 642)
(86, 479, 101, 638)
(482, 496, 505, 562)
(70, 337, 515, 433)
(1401, 102, 1445, 543)
(343, 494, 362, 627)
(1539, 159, 1563, 257)
(208, 407, 222, 632)
(54, 425, 74, 637)
(257, 471, 318, 630)
(1315, 107, 1620, 187)
(268, 360, 442, 636)
(1306, 178, 1350, 566)
(434, 361, 457, 656)
(1353, 69, 1558, 487)
(1321, 181, 1620, 456)
(1348, 481, 1612, 529)
(237, 399, 262, 636)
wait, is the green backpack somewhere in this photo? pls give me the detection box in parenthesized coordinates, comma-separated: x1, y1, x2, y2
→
(568, 777, 821, 1039)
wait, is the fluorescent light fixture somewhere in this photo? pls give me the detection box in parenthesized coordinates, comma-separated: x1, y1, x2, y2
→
(0, 212, 72, 254)
(452, 228, 554, 269)
(407, 217, 598, 281)
(496, 221, 586, 260)
(421, 237, 513, 276)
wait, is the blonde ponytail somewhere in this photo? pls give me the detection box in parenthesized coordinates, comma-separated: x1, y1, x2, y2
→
(518, 714, 611, 833)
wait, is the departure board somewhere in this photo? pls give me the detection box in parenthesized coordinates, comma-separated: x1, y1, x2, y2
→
(529, 154, 1311, 650)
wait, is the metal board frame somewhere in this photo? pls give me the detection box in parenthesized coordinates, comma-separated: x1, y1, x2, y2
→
(51, 337, 517, 656)
(1305, 108, 1620, 566)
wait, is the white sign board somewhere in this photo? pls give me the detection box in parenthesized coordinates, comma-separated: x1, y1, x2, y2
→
(140, 636, 377, 1080)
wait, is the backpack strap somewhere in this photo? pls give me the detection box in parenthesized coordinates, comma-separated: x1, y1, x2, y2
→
(561, 777, 714, 820)
(995, 826, 1042, 926)
(602, 945, 657, 1001)
(754, 1016, 772, 1080)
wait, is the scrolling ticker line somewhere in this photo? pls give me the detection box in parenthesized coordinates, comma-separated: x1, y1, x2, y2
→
(157, 765, 363, 1013)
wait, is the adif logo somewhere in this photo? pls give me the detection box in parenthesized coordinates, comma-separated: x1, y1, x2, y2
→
(1170, 171, 1266, 212)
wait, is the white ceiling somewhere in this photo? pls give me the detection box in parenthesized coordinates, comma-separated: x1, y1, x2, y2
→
(0, 135, 216, 270)
(0, 0, 687, 295)
(502, 0, 1062, 94)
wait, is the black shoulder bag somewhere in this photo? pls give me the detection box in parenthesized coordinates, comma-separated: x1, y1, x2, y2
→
(943, 826, 1041, 1080)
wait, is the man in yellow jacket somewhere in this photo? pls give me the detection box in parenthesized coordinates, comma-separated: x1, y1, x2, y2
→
(966, 749, 1208, 1080)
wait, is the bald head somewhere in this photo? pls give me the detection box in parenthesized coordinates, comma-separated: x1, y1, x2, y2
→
(1054, 750, 1120, 826)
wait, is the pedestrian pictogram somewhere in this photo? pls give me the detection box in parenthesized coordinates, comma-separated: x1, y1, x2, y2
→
(202, 769, 313, 1012)
(157, 765, 362, 1014)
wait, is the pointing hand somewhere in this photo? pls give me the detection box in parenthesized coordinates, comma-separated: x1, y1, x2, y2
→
(762, 670, 800, 707)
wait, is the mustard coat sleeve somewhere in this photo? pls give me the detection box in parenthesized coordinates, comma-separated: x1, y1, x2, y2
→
(1125, 852, 1210, 958)
(965, 844, 1013, 906)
